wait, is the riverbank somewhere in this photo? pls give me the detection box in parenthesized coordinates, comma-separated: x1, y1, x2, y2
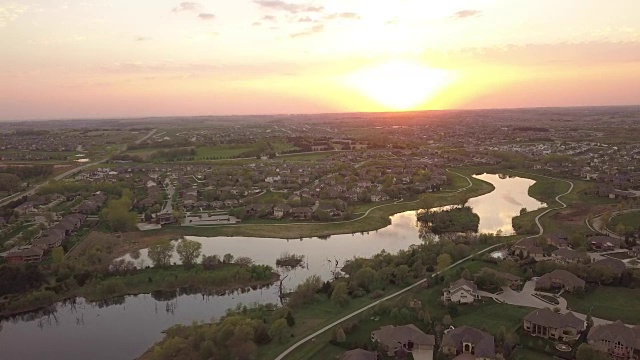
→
(0, 264, 279, 318)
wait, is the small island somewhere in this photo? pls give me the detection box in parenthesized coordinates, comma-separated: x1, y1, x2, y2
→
(417, 206, 480, 234)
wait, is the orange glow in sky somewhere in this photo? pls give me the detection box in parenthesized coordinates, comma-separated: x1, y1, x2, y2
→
(0, 0, 639, 120)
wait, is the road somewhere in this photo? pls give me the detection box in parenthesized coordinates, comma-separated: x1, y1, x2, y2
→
(0, 129, 157, 207)
(587, 208, 640, 239)
(135, 128, 157, 144)
(275, 171, 574, 360)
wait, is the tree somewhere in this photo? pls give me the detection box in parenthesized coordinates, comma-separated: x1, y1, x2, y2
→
(461, 269, 472, 280)
(285, 310, 296, 327)
(335, 326, 346, 343)
(331, 282, 350, 307)
(148, 241, 175, 267)
(0, 173, 21, 194)
(394, 265, 411, 284)
(269, 319, 288, 343)
(51, 247, 65, 264)
(442, 315, 452, 327)
(354, 267, 377, 291)
(176, 239, 202, 267)
(202, 254, 221, 270)
(100, 195, 138, 232)
(437, 253, 452, 272)
(223, 253, 235, 264)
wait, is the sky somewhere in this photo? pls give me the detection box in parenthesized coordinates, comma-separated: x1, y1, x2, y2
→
(1, 0, 640, 120)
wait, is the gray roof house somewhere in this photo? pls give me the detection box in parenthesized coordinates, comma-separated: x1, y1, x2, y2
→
(523, 308, 585, 341)
(441, 326, 496, 359)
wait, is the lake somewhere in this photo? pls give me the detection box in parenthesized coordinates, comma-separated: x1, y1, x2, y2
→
(0, 173, 545, 360)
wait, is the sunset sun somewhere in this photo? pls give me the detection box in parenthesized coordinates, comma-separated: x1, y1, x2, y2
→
(346, 61, 454, 110)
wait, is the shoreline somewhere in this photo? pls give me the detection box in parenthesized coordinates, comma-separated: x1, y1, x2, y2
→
(0, 266, 280, 319)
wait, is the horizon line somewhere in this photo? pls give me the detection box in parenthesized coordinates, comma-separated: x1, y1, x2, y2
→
(2, 103, 639, 123)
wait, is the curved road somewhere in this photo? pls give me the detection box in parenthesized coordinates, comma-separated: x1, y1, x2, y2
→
(275, 171, 575, 360)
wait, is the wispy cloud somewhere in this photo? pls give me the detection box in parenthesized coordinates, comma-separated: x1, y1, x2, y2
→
(0, 4, 28, 28)
(172, 2, 202, 12)
(198, 13, 215, 20)
(135, 36, 152, 42)
(254, 1, 324, 14)
(453, 9, 481, 19)
(290, 24, 324, 38)
(325, 12, 359, 21)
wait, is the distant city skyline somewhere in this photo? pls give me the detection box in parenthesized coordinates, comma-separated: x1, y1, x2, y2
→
(1, 0, 640, 120)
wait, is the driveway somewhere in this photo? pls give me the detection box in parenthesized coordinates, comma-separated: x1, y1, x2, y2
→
(412, 349, 433, 360)
(479, 280, 614, 326)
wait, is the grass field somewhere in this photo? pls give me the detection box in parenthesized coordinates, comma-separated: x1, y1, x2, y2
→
(512, 346, 556, 360)
(564, 286, 640, 323)
(277, 151, 337, 161)
(195, 144, 258, 159)
(610, 211, 640, 231)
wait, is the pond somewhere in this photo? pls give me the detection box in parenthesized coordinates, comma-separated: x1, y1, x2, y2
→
(0, 173, 545, 360)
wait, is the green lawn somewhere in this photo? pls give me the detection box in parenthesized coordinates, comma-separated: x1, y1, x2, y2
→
(195, 145, 258, 159)
(512, 346, 555, 360)
(564, 286, 640, 323)
(610, 211, 640, 231)
(453, 303, 531, 333)
(278, 151, 337, 161)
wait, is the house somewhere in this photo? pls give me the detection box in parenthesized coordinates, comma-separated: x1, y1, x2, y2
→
(587, 320, 640, 359)
(291, 207, 313, 220)
(273, 204, 292, 219)
(523, 308, 585, 340)
(552, 248, 587, 264)
(512, 237, 544, 260)
(441, 326, 496, 360)
(77, 200, 99, 214)
(370, 191, 390, 202)
(476, 268, 522, 289)
(593, 258, 627, 276)
(156, 213, 176, 225)
(1, 245, 44, 263)
(589, 236, 622, 251)
(371, 324, 435, 357)
(548, 233, 570, 248)
(32, 228, 66, 250)
(535, 269, 585, 292)
(443, 279, 481, 304)
(339, 349, 378, 360)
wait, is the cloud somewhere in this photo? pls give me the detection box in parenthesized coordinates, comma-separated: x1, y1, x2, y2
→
(254, 1, 324, 14)
(453, 9, 481, 19)
(290, 23, 324, 38)
(198, 13, 215, 20)
(0, 4, 28, 28)
(252, 21, 262, 26)
(172, 2, 202, 13)
(262, 15, 277, 21)
(135, 36, 152, 42)
(325, 12, 359, 20)
(298, 16, 314, 23)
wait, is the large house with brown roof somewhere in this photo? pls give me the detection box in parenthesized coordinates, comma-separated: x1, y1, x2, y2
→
(339, 349, 378, 360)
(523, 308, 585, 341)
(512, 237, 544, 260)
(443, 279, 481, 304)
(441, 326, 496, 359)
(587, 320, 640, 360)
(535, 269, 585, 293)
(589, 236, 622, 252)
(371, 324, 435, 357)
(1, 245, 44, 263)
